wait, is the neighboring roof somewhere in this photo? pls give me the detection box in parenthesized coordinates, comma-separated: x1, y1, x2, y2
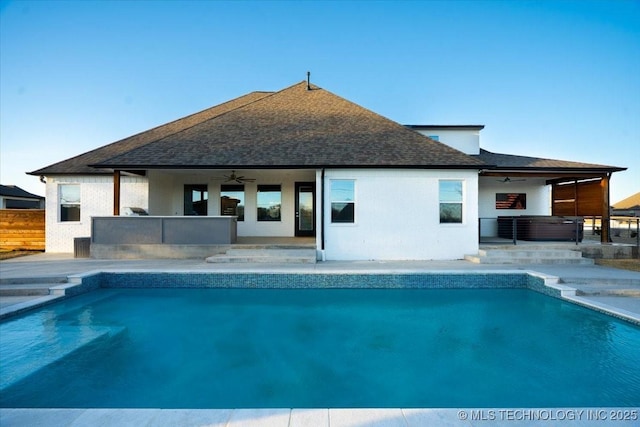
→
(29, 91, 274, 175)
(613, 192, 640, 210)
(31, 81, 485, 174)
(474, 149, 626, 173)
(0, 184, 44, 200)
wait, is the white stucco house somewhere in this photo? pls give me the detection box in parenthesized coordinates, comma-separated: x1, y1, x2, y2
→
(29, 80, 625, 260)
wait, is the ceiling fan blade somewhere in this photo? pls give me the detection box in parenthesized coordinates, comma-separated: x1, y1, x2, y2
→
(497, 177, 526, 183)
(215, 171, 256, 183)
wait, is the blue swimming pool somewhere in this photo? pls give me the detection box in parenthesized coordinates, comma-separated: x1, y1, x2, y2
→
(1, 285, 639, 408)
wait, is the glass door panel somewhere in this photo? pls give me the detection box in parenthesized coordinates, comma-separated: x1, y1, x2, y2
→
(295, 182, 315, 237)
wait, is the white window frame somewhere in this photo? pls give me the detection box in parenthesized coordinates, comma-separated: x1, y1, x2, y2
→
(59, 184, 81, 222)
(257, 184, 282, 222)
(330, 179, 356, 224)
(439, 179, 464, 224)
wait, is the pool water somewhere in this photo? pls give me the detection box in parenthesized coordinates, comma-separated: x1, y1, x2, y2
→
(1, 288, 639, 408)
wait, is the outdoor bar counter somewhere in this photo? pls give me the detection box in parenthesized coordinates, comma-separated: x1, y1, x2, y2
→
(497, 215, 583, 242)
(88, 216, 237, 259)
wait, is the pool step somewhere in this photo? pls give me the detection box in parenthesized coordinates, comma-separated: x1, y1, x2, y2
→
(0, 284, 51, 296)
(560, 277, 640, 297)
(206, 248, 317, 264)
(0, 276, 73, 319)
(465, 249, 594, 265)
(0, 324, 125, 391)
(0, 276, 69, 295)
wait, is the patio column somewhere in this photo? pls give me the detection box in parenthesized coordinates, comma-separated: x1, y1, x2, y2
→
(601, 174, 610, 244)
(113, 170, 121, 216)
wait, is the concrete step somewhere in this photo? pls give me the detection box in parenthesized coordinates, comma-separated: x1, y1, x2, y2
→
(225, 248, 315, 256)
(0, 276, 68, 285)
(466, 248, 594, 265)
(575, 287, 640, 297)
(558, 277, 640, 297)
(560, 277, 640, 286)
(477, 249, 583, 258)
(465, 255, 594, 265)
(206, 248, 317, 264)
(231, 244, 316, 250)
(0, 284, 51, 296)
(206, 255, 316, 264)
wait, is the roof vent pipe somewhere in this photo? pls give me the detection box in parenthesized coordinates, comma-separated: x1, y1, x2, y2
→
(307, 71, 311, 90)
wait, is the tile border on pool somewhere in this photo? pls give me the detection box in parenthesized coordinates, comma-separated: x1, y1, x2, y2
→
(96, 271, 535, 290)
(62, 269, 640, 326)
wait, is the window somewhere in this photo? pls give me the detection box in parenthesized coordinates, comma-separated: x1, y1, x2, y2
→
(220, 185, 244, 221)
(60, 184, 80, 222)
(184, 185, 208, 215)
(439, 180, 463, 223)
(257, 185, 281, 221)
(331, 180, 355, 223)
(496, 193, 526, 210)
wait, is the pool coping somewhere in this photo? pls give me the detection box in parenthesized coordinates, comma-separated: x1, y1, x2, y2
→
(1, 407, 639, 426)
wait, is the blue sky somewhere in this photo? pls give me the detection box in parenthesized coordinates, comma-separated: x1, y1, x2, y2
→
(1, 0, 638, 203)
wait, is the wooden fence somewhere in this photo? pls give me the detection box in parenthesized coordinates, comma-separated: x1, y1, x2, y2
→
(0, 209, 45, 251)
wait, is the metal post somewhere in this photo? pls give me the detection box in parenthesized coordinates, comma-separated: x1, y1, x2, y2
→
(513, 217, 517, 245)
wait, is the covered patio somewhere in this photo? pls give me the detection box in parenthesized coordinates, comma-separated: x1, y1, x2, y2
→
(475, 148, 626, 245)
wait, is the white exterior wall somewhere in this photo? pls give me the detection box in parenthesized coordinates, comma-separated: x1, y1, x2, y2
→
(477, 177, 551, 236)
(323, 169, 479, 260)
(44, 168, 481, 259)
(45, 175, 148, 252)
(414, 129, 480, 155)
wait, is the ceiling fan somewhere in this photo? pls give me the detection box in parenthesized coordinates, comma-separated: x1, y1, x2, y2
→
(496, 177, 526, 183)
(214, 171, 256, 183)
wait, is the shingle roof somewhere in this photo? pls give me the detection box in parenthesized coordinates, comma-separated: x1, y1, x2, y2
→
(31, 81, 486, 174)
(0, 184, 44, 199)
(613, 192, 640, 210)
(474, 149, 625, 173)
(29, 91, 273, 175)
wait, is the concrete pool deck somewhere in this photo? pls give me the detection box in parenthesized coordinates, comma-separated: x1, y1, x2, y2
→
(1, 254, 639, 426)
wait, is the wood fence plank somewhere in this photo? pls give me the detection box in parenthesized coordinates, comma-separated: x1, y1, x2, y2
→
(0, 209, 45, 251)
